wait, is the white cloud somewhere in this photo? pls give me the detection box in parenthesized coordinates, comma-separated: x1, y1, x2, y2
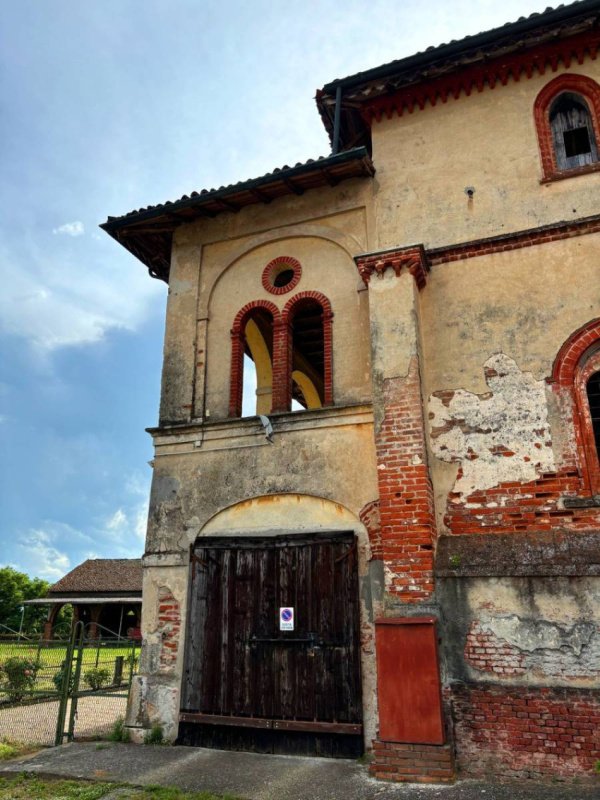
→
(52, 221, 85, 237)
(0, 237, 164, 351)
(15, 529, 71, 581)
(106, 508, 127, 531)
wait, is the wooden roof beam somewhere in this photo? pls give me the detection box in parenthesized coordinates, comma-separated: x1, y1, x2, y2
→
(282, 176, 304, 195)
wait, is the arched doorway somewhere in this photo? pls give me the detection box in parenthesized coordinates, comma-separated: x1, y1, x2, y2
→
(179, 495, 364, 757)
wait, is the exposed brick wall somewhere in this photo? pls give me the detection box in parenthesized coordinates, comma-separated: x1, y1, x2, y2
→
(448, 684, 600, 780)
(370, 741, 454, 783)
(359, 499, 382, 559)
(376, 358, 435, 600)
(464, 621, 526, 677)
(445, 469, 600, 534)
(158, 588, 181, 670)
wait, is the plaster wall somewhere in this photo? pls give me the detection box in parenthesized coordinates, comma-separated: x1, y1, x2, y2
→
(159, 186, 375, 424)
(438, 575, 600, 689)
(205, 235, 371, 419)
(371, 62, 600, 250)
(417, 234, 600, 522)
(146, 407, 378, 556)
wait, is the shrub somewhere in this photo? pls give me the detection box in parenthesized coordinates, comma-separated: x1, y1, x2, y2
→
(52, 662, 75, 695)
(108, 717, 130, 743)
(83, 667, 111, 691)
(143, 723, 164, 745)
(0, 657, 37, 701)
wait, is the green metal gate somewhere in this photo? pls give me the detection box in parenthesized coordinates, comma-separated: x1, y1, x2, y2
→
(0, 622, 138, 746)
(56, 622, 138, 745)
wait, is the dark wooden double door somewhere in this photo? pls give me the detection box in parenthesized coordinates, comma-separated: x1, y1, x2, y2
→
(179, 531, 363, 756)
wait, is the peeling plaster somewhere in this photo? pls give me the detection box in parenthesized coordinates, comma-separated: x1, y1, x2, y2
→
(480, 614, 595, 656)
(429, 354, 555, 498)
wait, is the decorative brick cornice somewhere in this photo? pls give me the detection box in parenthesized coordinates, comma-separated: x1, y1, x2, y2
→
(355, 245, 427, 289)
(362, 30, 600, 124)
(428, 214, 600, 266)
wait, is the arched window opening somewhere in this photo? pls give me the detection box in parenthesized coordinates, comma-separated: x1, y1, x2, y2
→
(241, 311, 274, 416)
(242, 354, 258, 417)
(586, 370, 600, 464)
(290, 299, 326, 411)
(550, 92, 598, 171)
(230, 302, 279, 418)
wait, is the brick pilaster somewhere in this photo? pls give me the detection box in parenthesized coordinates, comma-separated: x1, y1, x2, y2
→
(357, 246, 435, 601)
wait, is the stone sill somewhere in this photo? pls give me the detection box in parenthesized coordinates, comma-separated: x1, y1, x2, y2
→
(540, 161, 600, 184)
(435, 530, 600, 577)
(148, 403, 374, 455)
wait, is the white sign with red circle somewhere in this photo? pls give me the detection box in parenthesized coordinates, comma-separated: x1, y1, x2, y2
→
(279, 607, 294, 631)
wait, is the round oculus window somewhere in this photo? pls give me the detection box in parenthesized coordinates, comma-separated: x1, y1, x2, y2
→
(262, 256, 302, 295)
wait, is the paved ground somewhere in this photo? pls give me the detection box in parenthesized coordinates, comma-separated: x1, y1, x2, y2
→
(1, 743, 598, 799)
(0, 694, 128, 745)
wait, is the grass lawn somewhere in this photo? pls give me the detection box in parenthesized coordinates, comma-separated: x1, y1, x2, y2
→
(0, 643, 136, 669)
(0, 775, 241, 800)
(0, 642, 138, 695)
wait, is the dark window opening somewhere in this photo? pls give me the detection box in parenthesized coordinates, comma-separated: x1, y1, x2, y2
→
(291, 300, 325, 411)
(273, 268, 295, 288)
(550, 92, 598, 170)
(564, 127, 592, 158)
(586, 370, 600, 459)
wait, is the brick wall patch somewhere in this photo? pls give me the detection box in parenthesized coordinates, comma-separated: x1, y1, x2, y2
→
(158, 587, 181, 671)
(449, 684, 600, 780)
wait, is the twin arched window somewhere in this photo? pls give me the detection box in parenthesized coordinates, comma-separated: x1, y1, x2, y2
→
(229, 293, 333, 418)
(535, 74, 600, 180)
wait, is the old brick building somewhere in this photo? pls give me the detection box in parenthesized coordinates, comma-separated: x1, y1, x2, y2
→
(102, 1, 600, 783)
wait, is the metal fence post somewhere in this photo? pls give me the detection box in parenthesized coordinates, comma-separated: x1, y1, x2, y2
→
(54, 621, 82, 746)
(67, 625, 85, 741)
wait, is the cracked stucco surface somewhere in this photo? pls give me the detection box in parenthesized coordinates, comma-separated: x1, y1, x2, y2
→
(429, 354, 555, 498)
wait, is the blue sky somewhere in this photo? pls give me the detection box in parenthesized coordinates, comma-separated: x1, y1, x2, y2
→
(0, 0, 553, 582)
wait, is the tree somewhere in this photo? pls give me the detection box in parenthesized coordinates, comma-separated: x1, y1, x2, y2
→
(0, 566, 52, 635)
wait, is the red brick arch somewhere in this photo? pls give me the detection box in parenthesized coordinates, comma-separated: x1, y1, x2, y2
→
(534, 73, 600, 181)
(229, 300, 282, 417)
(550, 317, 600, 386)
(550, 318, 600, 493)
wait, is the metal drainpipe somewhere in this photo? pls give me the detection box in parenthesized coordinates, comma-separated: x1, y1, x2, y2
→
(332, 84, 342, 155)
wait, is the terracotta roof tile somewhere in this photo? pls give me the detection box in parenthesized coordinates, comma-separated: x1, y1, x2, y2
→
(48, 559, 142, 595)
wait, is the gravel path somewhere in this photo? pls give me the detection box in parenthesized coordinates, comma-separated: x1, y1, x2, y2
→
(0, 694, 127, 745)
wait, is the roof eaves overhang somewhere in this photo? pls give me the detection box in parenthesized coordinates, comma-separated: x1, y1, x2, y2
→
(24, 596, 143, 605)
(316, 1, 600, 147)
(101, 147, 375, 283)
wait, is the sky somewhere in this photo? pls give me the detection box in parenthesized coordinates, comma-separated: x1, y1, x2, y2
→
(0, 0, 555, 584)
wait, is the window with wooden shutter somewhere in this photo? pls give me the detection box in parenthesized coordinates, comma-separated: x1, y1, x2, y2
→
(550, 92, 598, 171)
(534, 74, 600, 181)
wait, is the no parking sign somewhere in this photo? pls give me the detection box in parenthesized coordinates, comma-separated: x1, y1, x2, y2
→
(279, 607, 294, 631)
